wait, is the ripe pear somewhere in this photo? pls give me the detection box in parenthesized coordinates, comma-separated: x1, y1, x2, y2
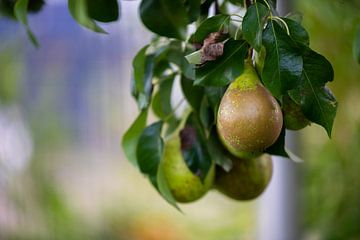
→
(162, 134, 215, 203)
(283, 94, 310, 130)
(217, 60, 283, 158)
(215, 154, 273, 200)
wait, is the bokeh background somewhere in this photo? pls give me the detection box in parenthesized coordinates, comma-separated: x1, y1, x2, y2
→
(0, 0, 359, 239)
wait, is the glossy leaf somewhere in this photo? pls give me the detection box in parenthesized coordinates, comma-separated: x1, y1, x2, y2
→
(122, 110, 148, 167)
(289, 49, 337, 137)
(195, 39, 248, 86)
(68, 0, 107, 33)
(152, 74, 175, 119)
(131, 45, 154, 110)
(242, 2, 270, 51)
(87, 0, 119, 23)
(353, 25, 360, 64)
(181, 113, 212, 182)
(283, 17, 309, 46)
(157, 164, 181, 210)
(14, 0, 39, 47)
(137, 121, 164, 176)
(190, 14, 230, 43)
(199, 96, 214, 130)
(262, 20, 303, 98)
(181, 75, 204, 112)
(139, 0, 188, 40)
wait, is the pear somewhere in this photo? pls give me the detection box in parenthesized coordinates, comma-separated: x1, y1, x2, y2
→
(215, 154, 273, 200)
(283, 94, 310, 130)
(162, 134, 215, 203)
(217, 60, 283, 158)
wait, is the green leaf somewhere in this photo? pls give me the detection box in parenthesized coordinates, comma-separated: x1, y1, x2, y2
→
(14, 0, 39, 47)
(166, 41, 195, 79)
(353, 25, 360, 64)
(195, 39, 248, 86)
(68, 0, 107, 33)
(283, 17, 310, 46)
(181, 113, 212, 182)
(185, 0, 200, 23)
(199, 96, 214, 130)
(156, 163, 181, 210)
(180, 75, 204, 112)
(262, 20, 303, 98)
(242, 2, 270, 51)
(265, 126, 288, 157)
(190, 14, 230, 43)
(139, 0, 188, 40)
(204, 86, 226, 121)
(208, 129, 233, 172)
(152, 74, 175, 119)
(288, 49, 337, 137)
(122, 110, 148, 167)
(131, 45, 155, 110)
(86, 0, 119, 23)
(136, 121, 164, 176)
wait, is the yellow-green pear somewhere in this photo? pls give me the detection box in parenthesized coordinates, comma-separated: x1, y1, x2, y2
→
(217, 60, 283, 158)
(162, 134, 215, 203)
(215, 154, 273, 200)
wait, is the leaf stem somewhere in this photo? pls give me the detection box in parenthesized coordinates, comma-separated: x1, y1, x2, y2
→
(164, 98, 185, 122)
(271, 16, 290, 35)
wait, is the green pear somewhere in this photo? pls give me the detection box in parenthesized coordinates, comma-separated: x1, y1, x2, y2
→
(283, 94, 310, 130)
(217, 60, 283, 158)
(215, 154, 273, 200)
(162, 134, 215, 203)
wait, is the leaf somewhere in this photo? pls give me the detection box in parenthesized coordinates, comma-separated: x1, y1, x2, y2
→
(139, 0, 188, 40)
(86, 0, 119, 23)
(122, 110, 148, 167)
(156, 163, 181, 210)
(181, 113, 212, 182)
(242, 2, 270, 51)
(14, 0, 39, 47)
(185, 0, 200, 23)
(288, 49, 337, 137)
(195, 39, 248, 86)
(208, 129, 233, 172)
(353, 25, 360, 64)
(181, 75, 204, 112)
(136, 121, 164, 176)
(185, 50, 202, 65)
(199, 96, 214, 130)
(265, 126, 288, 157)
(190, 14, 230, 44)
(262, 20, 303, 98)
(204, 86, 226, 120)
(131, 45, 155, 110)
(152, 74, 175, 119)
(283, 17, 309, 46)
(68, 0, 107, 33)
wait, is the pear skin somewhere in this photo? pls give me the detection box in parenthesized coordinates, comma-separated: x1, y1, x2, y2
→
(215, 154, 273, 200)
(162, 135, 215, 203)
(217, 61, 283, 158)
(283, 94, 310, 130)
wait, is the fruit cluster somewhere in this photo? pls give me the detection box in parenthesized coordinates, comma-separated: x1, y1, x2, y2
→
(123, 1, 337, 209)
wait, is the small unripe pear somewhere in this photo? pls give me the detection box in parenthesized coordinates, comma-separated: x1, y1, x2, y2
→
(162, 135, 215, 203)
(215, 154, 273, 200)
(283, 94, 310, 130)
(217, 60, 283, 158)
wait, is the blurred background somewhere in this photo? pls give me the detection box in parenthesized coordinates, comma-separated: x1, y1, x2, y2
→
(0, 0, 359, 239)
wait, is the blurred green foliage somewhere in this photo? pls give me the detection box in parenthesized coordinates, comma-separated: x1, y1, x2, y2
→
(298, 0, 360, 239)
